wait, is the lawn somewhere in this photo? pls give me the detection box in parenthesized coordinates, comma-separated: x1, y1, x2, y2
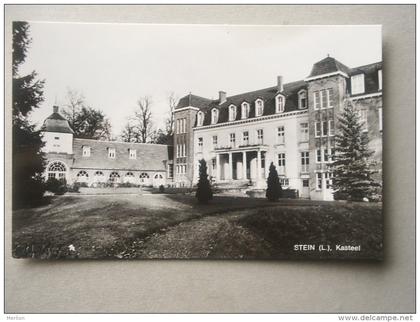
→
(12, 193, 383, 260)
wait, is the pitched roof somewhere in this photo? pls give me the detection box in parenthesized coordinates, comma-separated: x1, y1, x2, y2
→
(41, 112, 74, 134)
(348, 61, 382, 96)
(72, 139, 171, 172)
(308, 56, 351, 78)
(176, 93, 213, 109)
(189, 80, 307, 126)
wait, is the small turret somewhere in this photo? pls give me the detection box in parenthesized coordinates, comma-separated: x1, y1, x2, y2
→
(41, 106, 74, 154)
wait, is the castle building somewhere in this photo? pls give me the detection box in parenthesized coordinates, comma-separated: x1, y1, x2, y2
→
(41, 56, 382, 200)
(41, 106, 173, 187)
(173, 56, 383, 200)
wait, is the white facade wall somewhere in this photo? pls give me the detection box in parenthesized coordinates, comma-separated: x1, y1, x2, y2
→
(193, 111, 309, 193)
(42, 132, 73, 154)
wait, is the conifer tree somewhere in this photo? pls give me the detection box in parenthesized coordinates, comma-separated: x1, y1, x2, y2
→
(196, 159, 213, 204)
(266, 162, 282, 201)
(329, 100, 378, 201)
(13, 21, 46, 208)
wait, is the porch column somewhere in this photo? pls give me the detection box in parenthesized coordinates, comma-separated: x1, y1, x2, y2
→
(216, 154, 220, 181)
(256, 150, 261, 179)
(242, 151, 247, 180)
(228, 152, 233, 180)
(264, 152, 269, 179)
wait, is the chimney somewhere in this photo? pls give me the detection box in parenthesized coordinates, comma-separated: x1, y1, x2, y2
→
(219, 91, 227, 104)
(53, 105, 59, 113)
(277, 76, 284, 92)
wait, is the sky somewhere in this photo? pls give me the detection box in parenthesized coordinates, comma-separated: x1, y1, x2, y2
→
(19, 23, 382, 136)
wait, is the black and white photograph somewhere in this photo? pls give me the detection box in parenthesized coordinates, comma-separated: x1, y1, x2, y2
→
(11, 22, 383, 260)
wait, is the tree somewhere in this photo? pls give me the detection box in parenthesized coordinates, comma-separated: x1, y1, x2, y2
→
(196, 159, 213, 204)
(165, 92, 177, 135)
(329, 100, 379, 201)
(62, 89, 111, 140)
(134, 96, 154, 143)
(121, 119, 141, 143)
(152, 128, 173, 145)
(266, 162, 282, 201)
(12, 21, 46, 208)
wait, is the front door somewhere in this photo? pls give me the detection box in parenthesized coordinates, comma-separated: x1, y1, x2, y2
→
(301, 179, 310, 199)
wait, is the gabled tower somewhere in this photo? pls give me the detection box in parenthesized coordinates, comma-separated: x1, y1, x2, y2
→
(305, 56, 350, 200)
(41, 106, 74, 182)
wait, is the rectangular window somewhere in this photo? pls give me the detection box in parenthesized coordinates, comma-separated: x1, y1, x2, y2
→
(322, 120, 328, 136)
(198, 137, 203, 151)
(351, 74, 365, 95)
(168, 164, 174, 178)
(328, 120, 335, 136)
(301, 151, 309, 173)
(230, 133, 236, 147)
(378, 69, 382, 90)
(379, 107, 383, 132)
(280, 178, 289, 187)
(302, 179, 309, 187)
(325, 172, 333, 189)
(129, 149, 136, 159)
(277, 126, 285, 144)
(54, 137, 59, 140)
(212, 136, 218, 148)
(300, 123, 309, 142)
(278, 153, 286, 174)
(316, 149, 322, 163)
(316, 173, 323, 190)
(315, 122, 321, 137)
(324, 148, 329, 163)
(243, 131, 249, 145)
(183, 144, 186, 157)
(327, 88, 333, 107)
(82, 146, 91, 157)
(257, 129, 264, 144)
(108, 148, 116, 158)
(314, 91, 321, 110)
(212, 158, 216, 171)
(321, 90, 328, 109)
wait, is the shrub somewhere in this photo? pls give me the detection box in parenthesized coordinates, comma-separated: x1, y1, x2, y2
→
(266, 162, 282, 201)
(67, 183, 80, 193)
(159, 185, 165, 193)
(13, 174, 46, 208)
(45, 177, 67, 195)
(196, 159, 213, 204)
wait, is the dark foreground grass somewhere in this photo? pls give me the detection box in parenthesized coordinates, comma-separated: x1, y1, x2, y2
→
(12, 194, 382, 259)
(236, 203, 383, 260)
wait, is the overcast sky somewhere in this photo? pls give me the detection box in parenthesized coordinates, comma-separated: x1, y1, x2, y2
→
(20, 23, 382, 136)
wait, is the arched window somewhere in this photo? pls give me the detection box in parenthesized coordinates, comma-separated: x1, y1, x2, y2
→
(197, 111, 204, 127)
(77, 170, 89, 183)
(275, 94, 285, 113)
(298, 90, 307, 109)
(211, 108, 219, 124)
(154, 174, 163, 179)
(228, 105, 237, 121)
(139, 172, 150, 184)
(47, 161, 67, 180)
(109, 172, 120, 183)
(124, 172, 136, 184)
(255, 99, 264, 117)
(93, 171, 105, 183)
(241, 102, 250, 119)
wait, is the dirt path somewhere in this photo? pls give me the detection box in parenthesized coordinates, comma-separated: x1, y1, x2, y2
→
(139, 210, 272, 259)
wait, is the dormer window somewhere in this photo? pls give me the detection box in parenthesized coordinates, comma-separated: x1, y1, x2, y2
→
(197, 111, 204, 127)
(228, 105, 237, 121)
(108, 147, 116, 159)
(378, 69, 382, 90)
(211, 108, 219, 124)
(241, 102, 250, 119)
(82, 146, 91, 157)
(255, 99, 264, 117)
(129, 148, 136, 159)
(275, 94, 285, 113)
(298, 90, 307, 109)
(351, 74, 365, 95)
